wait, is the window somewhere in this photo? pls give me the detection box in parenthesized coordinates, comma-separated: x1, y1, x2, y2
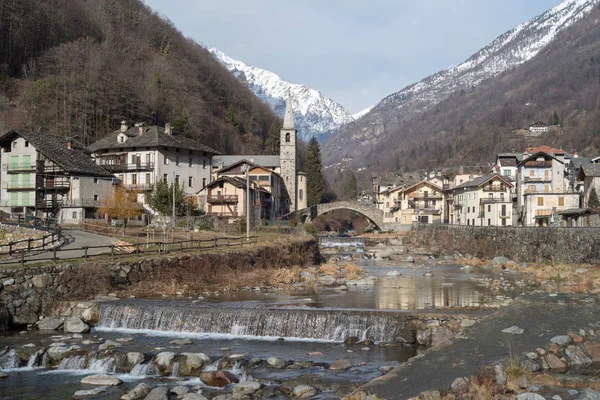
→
(189, 157, 193, 167)
(119, 136, 124, 143)
(145, 173, 150, 184)
(24, 141, 29, 147)
(544, 185, 550, 192)
(202, 178, 206, 188)
(176, 156, 180, 166)
(502, 218, 507, 226)
(285, 132, 290, 143)
(131, 154, 137, 164)
(188, 176, 193, 188)
(558, 197, 564, 206)
(203, 159, 207, 169)
(537, 197, 543, 206)
(529, 185, 535, 192)
(299, 189, 303, 200)
(164, 154, 169, 165)
(93, 195, 99, 201)
(488, 205, 491, 212)
(93, 178, 98, 184)
(163, 173, 168, 183)
(502, 204, 507, 217)
(488, 219, 491, 226)
(72, 211, 78, 219)
(132, 174, 137, 185)
(530, 170, 535, 177)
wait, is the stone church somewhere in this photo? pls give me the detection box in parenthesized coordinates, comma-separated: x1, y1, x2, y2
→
(208, 95, 307, 218)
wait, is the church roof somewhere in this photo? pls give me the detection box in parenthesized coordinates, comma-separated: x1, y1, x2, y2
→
(283, 94, 295, 130)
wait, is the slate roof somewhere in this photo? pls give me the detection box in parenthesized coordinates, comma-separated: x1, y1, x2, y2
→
(212, 155, 281, 168)
(88, 125, 220, 154)
(580, 164, 600, 177)
(570, 157, 593, 168)
(205, 176, 270, 195)
(519, 151, 563, 165)
(0, 130, 113, 177)
(454, 173, 513, 190)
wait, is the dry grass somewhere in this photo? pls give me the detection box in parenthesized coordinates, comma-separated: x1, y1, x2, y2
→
(343, 263, 364, 280)
(319, 261, 341, 277)
(456, 257, 490, 267)
(470, 366, 498, 400)
(523, 262, 600, 293)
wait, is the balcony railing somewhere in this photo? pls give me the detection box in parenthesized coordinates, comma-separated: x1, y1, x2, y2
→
(525, 161, 552, 168)
(524, 176, 551, 183)
(124, 183, 153, 192)
(36, 198, 103, 209)
(100, 162, 155, 172)
(2, 182, 35, 190)
(208, 195, 239, 203)
(44, 180, 71, 190)
(483, 186, 507, 192)
(417, 208, 442, 215)
(413, 194, 443, 200)
(523, 187, 572, 194)
(480, 197, 510, 204)
(536, 209, 553, 217)
(2, 163, 37, 172)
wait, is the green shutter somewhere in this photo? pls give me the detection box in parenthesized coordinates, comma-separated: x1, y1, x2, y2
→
(10, 174, 18, 189)
(22, 155, 31, 169)
(10, 156, 18, 170)
(10, 192, 18, 206)
(22, 192, 30, 207)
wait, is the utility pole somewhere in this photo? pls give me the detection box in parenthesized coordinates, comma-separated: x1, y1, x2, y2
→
(246, 168, 250, 242)
(172, 171, 176, 230)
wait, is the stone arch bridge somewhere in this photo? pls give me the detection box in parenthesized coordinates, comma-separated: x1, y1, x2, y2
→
(295, 201, 384, 230)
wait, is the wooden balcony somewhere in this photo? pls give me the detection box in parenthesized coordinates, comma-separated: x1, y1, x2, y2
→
(525, 161, 552, 168)
(101, 162, 155, 172)
(44, 179, 71, 190)
(124, 183, 153, 192)
(207, 195, 239, 204)
(524, 176, 551, 183)
(483, 186, 507, 192)
(480, 197, 510, 204)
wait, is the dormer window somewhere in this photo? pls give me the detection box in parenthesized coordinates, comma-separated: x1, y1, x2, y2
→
(118, 134, 127, 143)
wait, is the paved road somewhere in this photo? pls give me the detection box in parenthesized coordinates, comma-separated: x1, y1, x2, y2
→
(363, 293, 600, 399)
(0, 230, 117, 265)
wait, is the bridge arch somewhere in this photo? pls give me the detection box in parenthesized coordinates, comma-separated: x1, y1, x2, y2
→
(296, 201, 384, 231)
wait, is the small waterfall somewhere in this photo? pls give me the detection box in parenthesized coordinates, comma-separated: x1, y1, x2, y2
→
(170, 362, 179, 377)
(41, 353, 48, 368)
(319, 236, 365, 249)
(57, 355, 87, 371)
(130, 362, 155, 377)
(97, 302, 413, 343)
(0, 349, 21, 370)
(88, 356, 116, 373)
(26, 352, 39, 368)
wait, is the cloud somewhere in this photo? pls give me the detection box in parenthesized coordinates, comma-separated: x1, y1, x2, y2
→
(143, 0, 561, 112)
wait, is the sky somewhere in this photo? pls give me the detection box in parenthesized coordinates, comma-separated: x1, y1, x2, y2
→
(143, 0, 562, 113)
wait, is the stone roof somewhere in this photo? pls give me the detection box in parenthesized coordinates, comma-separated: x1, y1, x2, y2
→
(0, 130, 113, 177)
(570, 157, 593, 168)
(580, 164, 600, 177)
(454, 173, 512, 190)
(212, 155, 281, 168)
(525, 145, 565, 155)
(205, 176, 270, 194)
(88, 125, 220, 154)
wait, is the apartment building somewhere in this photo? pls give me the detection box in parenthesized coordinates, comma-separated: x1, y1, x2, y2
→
(453, 174, 513, 226)
(88, 122, 219, 213)
(0, 130, 114, 223)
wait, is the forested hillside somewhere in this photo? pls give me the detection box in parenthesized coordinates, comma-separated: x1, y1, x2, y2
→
(323, 3, 600, 173)
(0, 0, 280, 154)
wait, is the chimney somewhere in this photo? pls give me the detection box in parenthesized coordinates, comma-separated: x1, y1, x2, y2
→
(137, 122, 145, 136)
(66, 139, 73, 150)
(120, 121, 128, 132)
(165, 123, 172, 135)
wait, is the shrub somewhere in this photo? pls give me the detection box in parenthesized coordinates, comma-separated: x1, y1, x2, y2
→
(304, 223, 319, 237)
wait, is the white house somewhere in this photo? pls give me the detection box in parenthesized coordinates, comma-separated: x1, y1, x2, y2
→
(453, 174, 514, 226)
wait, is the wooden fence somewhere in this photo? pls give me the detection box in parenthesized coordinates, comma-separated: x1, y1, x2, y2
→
(0, 235, 258, 267)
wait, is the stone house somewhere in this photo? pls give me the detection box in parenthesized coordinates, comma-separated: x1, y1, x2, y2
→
(453, 174, 513, 226)
(517, 151, 579, 226)
(0, 130, 114, 224)
(88, 122, 219, 215)
(577, 163, 600, 207)
(203, 176, 272, 223)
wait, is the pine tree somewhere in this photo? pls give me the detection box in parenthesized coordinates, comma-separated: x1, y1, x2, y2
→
(588, 188, 600, 208)
(264, 120, 281, 155)
(344, 173, 357, 200)
(148, 180, 189, 216)
(552, 112, 560, 126)
(306, 136, 324, 207)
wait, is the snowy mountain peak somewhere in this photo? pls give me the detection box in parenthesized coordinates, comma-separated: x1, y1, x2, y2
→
(209, 48, 360, 142)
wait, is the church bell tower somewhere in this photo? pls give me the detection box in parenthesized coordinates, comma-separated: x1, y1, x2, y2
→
(280, 94, 297, 212)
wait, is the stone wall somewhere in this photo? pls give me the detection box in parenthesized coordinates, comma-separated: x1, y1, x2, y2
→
(409, 224, 600, 263)
(0, 238, 319, 328)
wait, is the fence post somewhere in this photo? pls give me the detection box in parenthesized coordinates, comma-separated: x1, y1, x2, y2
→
(84, 247, 88, 261)
(111, 245, 115, 262)
(8, 241, 13, 257)
(42, 235, 46, 249)
(53, 247, 57, 263)
(197, 239, 201, 251)
(136, 242, 140, 257)
(27, 238, 31, 253)
(20, 250, 24, 266)
(180, 240, 183, 252)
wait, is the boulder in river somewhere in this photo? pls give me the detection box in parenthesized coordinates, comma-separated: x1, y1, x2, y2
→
(329, 359, 352, 370)
(36, 317, 64, 331)
(64, 317, 90, 333)
(73, 386, 108, 398)
(199, 370, 239, 387)
(121, 382, 150, 400)
(266, 356, 286, 369)
(144, 387, 169, 400)
(291, 385, 318, 398)
(80, 374, 122, 386)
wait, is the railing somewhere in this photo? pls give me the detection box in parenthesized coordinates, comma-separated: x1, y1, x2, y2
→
(37, 198, 103, 208)
(480, 197, 510, 204)
(536, 209, 553, 217)
(2, 163, 37, 172)
(100, 162, 155, 172)
(1, 182, 35, 190)
(482, 186, 507, 192)
(418, 208, 442, 215)
(0, 219, 63, 262)
(413, 194, 443, 200)
(44, 180, 71, 190)
(207, 195, 239, 203)
(525, 161, 552, 168)
(523, 188, 572, 194)
(0, 233, 258, 266)
(124, 183, 153, 191)
(524, 176, 551, 183)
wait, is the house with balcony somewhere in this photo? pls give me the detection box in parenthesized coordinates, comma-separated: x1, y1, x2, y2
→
(0, 130, 114, 223)
(517, 151, 579, 226)
(206, 159, 289, 220)
(88, 122, 219, 214)
(577, 164, 600, 207)
(452, 174, 513, 226)
(204, 176, 272, 223)
(393, 181, 444, 225)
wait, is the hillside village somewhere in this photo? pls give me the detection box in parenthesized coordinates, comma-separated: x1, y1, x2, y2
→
(373, 143, 600, 229)
(0, 97, 307, 227)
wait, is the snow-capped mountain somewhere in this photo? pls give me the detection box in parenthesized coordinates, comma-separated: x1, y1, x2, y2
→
(209, 48, 357, 142)
(323, 0, 599, 163)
